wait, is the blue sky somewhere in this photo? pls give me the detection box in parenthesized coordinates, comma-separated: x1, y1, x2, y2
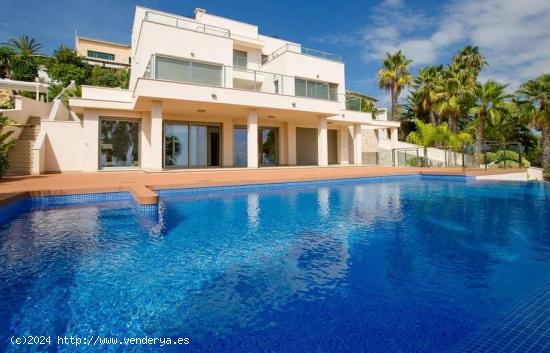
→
(1, 0, 549, 107)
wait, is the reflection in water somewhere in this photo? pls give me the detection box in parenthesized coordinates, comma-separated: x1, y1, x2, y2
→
(317, 187, 330, 218)
(247, 193, 259, 229)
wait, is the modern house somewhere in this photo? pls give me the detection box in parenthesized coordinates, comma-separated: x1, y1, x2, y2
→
(75, 36, 131, 69)
(4, 6, 401, 174)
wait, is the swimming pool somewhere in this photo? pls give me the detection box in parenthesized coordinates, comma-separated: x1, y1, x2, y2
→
(0, 175, 549, 352)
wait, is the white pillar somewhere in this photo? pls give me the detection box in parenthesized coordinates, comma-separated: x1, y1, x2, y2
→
(353, 124, 362, 165)
(247, 110, 258, 168)
(390, 128, 398, 149)
(83, 110, 99, 172)
(150, 100, 163, 171)
(339, 125, 349, 164)
(287, 123, 296, 165)
(222, 118, 234, 167)
(317, 117, 328, 166)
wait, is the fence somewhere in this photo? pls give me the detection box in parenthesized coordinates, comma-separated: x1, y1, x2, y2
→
(362, 142, 526, 170)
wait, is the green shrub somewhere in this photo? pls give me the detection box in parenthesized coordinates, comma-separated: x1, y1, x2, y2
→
(544, 167, 550, 181)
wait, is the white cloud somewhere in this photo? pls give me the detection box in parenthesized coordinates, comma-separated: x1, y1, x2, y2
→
(314, 0, 550, 108)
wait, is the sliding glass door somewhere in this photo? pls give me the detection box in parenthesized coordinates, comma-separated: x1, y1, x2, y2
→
(164, 122, 221, 168)
(164, 124, 189, 168)
(99, 119, 139, 169)
(259, 127, 278, 166)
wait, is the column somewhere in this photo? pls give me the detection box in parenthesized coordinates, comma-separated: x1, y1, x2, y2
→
(390, 128, 398, 149)
(287, 123, 296, 166)
(339, 125, 349, 164)
(150, 100, 163, 171)
(317, 117, 328, 166)
(83, 110, 99, 172)
(222, 118, 234, 167)
(247, 110, 258, 168)
(353, 123, 362, 165)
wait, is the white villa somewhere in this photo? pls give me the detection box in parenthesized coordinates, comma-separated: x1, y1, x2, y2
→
(3, 6, 401, 175)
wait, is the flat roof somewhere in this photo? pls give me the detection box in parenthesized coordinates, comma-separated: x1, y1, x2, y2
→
(76, 35, 130, 49)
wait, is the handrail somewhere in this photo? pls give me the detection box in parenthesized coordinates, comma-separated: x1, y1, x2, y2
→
(144, 10, 232, 37)
(262, 43, 343, 65)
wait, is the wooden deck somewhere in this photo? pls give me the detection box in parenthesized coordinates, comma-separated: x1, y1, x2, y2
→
(0, 166, 525, 206)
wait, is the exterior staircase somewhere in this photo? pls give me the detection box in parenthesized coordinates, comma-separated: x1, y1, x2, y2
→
(5, 117, 42, 176)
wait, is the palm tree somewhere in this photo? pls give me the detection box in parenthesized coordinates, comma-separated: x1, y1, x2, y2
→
(452, 45, 487, 85)
(415, 65, 443, 125)
(434, 64, 475, 133)
(4, 36, 42, 56)
(517, 73, 550, 167)
(470, 80, 509, 148)
(406, 119, 472, 150)
(378, 51, 413, 121)
(0, 46, 15, 79)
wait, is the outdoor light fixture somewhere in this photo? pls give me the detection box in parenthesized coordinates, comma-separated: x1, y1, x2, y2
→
(211, 94, 217, 100)
(292, 102, 296, 108)
(197, 109, 206, 113)
(267, 115, 275, 119)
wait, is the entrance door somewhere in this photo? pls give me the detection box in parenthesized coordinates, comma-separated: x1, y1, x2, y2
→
(328, 129, 338, 164)
(296, 127, 317, 165)
(259, 127, 278, 166)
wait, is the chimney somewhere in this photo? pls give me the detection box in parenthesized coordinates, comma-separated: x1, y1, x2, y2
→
(195, 8, 206, 19)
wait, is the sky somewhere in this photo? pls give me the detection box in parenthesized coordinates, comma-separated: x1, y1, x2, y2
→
(1, 0, 549, 108)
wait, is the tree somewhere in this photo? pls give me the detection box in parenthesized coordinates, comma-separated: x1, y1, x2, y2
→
(47, 46, 89, 86)
(469, 80, 509, 147)
(516, 73, 550, 167)
(406, 119, 472, 151)
(378, 51, 413, 121)
(4, 36, 42, 55)
(0, 46, 15, 79)
(89, 66, 129, 88)
(10, 54, 38, 81)
(414, 65, 443, 125)
(452, 45, 487, 85)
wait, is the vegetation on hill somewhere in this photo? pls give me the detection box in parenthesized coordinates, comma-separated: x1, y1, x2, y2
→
(0, 36, 130, 101)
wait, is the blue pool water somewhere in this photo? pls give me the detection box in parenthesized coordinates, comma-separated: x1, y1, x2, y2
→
(0, 176, 549, 353)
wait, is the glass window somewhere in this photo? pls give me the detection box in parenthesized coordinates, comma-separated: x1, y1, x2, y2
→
(329, 83, 338, 101)
(156, 56, 190, 82)
(99, 119, 139, 168)
(88, 50, 115, 61)
(295, 78, 307, 97)
(294, 78, 337, 101)
(233, 50, 248, 68)
(233, 127, 247, 166)
(155, 56, 221, 86)
(259, 127, 278, 165)
(192, 61, 222, 86)
(164, 124, 189, 168)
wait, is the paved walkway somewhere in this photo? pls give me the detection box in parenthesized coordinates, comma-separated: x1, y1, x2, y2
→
(0, 166, 524, 206)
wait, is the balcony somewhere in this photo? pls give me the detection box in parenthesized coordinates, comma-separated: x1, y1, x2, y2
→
(143, 54, 341, 102)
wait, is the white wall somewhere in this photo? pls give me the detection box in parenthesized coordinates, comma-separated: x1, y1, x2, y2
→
(41, 120, 85, 172)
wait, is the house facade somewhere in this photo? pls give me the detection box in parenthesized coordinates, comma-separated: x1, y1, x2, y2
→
(28, 7, 400, 174)
(75, 36, 131, 69)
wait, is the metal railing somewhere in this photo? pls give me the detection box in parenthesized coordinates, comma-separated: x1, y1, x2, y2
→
(261, 43, 342, 65)
(362, 142, 527, 170)
(144, 11, 231, 37)
(463, 142, 526, 170)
